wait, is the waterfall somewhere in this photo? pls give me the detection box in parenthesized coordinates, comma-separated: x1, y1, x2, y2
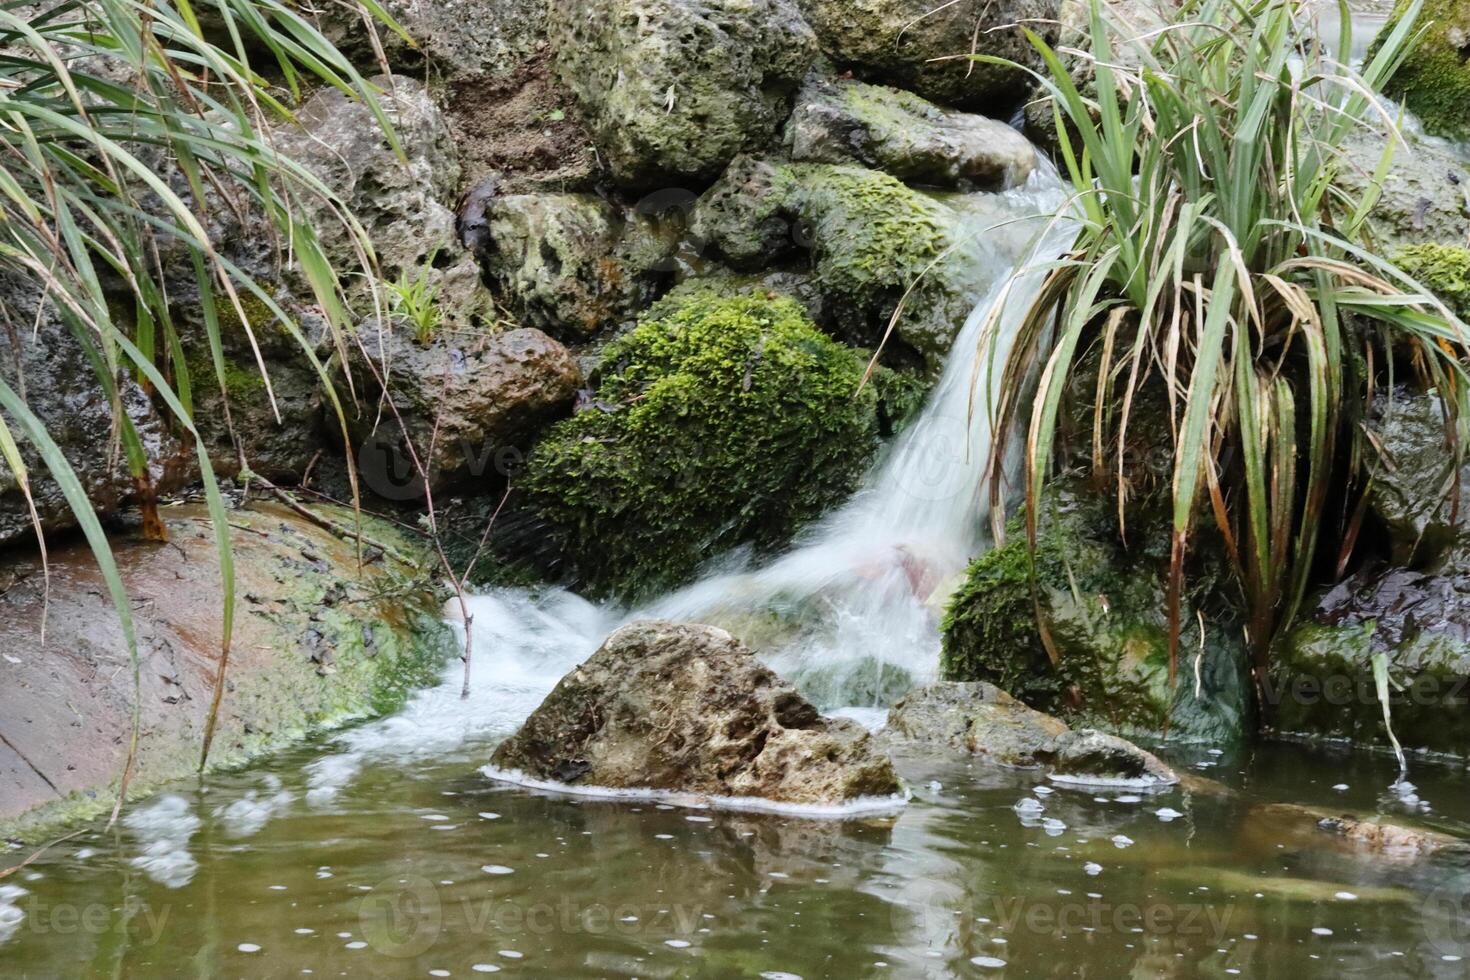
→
(303, 156, 1072, 800)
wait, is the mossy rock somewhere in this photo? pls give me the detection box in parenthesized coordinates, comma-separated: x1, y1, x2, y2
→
(1373, 0, 1470, 141)
(514, 291, 897, 601)
(1394, 243, 1470, 319)
(691, 158, 998, 371)
(940, 482, 1251, 743)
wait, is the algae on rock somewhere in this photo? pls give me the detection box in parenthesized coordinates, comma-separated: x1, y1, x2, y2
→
(1373, 0, 1470, 141)
(940, 482, 1252, 743)
(514, 291, 895, 601)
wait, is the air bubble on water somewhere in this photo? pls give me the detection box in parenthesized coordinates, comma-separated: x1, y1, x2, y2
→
(1084, 862, 1103, 876)
(1155, 808, 1183, 821)
(1111, 835, 1134, 848)
(1312, 927, 1333, 936)
(481, 865, 514, 875)
(970, 958, 1006, 969)
(665, 940, 692, 948)
(238, 943, 261, 952)
(1013, 798, 1044, 814)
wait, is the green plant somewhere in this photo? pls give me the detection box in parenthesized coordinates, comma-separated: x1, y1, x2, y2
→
(977, 0, 1469, 715)
(383, 251, 444, 344)
(0, 0, 405, 814)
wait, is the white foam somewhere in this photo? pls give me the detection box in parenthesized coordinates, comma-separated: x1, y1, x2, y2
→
(480, 765, 909, 819)
(0, 884, 27, 946)
(124, 795, 201, 889)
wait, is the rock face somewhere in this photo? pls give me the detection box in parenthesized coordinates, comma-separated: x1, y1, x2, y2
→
(796, 0, 1057, 111)
(787, 77, 1035, 191)
(314, 0, 548, 79)
(690, 158, 1011, 369)
(941, 481, 1252, 743)
(513, 290, 895, 600)
(1338, 128, 1470, 254)
(1364, 389, 1469, 565)
(471, 190, 681, 340)
(880, 681, 1178, 784)
(548, 0, 818, 187)
(275, 75, 494, 329)
(490, 621, 902, 805)
(343, 323, 581, 497)
(0, 502, 455, 840)
(0, 279, 184, 549)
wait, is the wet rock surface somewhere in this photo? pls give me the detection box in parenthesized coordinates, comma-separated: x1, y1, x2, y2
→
(548, 0, 818, 187)
(880, 681, 1178, 785)
(1339, 128, 1470, 253)
(343, 323, 581, 495)
(491, 621, 902, 805)
(0, 502, 454, 840)
(0, 277, 184, 549)
(787, 76, 1035, 190)
(795, 0, 1058, 111)
(1364, 388, 1469, 565)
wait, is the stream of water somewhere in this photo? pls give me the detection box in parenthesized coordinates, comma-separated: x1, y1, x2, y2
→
(8, 48, 1470, 972)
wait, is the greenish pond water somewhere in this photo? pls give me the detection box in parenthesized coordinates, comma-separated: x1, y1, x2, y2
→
(5, 731, 1470, 978)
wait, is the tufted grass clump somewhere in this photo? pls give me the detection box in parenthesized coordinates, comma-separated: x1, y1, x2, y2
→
(517, 292, 891, 601)
(976, 0, 1470, 718)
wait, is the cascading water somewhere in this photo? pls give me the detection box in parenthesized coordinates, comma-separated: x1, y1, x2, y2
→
(303, 158, 1072, 801)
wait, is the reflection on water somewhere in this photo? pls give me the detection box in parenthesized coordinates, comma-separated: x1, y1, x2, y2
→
(4, 733, 1470, 977)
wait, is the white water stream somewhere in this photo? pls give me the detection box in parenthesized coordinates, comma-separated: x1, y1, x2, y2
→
(302, 162, 1072, 802)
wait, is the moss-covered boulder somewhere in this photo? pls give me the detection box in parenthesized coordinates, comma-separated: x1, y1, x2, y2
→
(0, 502, 456, 841)
(795, 0, 1058, 112)
(690, 158, 1010, 370)
(514, 290, 896, 600)
(940, 482, 1252, 743)
(786, 76, 1036, 190)
(547, 0, 817, 188)
(1374, 0, 1470, 141)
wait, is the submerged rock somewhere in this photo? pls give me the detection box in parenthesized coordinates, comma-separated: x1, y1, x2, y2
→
(690, 158, 1014, 369)
(547, 0, 817, 187)
(0, 502, 455, 841)
(1250, 803, 1467, 858)
(787, 76, 1035, 190)
(880, 681, 1178, 785)
(0, 277, 184, 549)
(343, 323, 580, 496)
(490, 621, 902, 806)
(940, 482, 1252, 743)
(472, 191, 681, 340)
(795, 0, 1057, 112)
(514, 291, 895, 600)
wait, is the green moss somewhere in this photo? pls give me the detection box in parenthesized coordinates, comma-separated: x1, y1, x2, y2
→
(1374, 0, 1470, 140)
(1393, 243, 1470, 318)
(517, 292, 887, 601)
(941, 482, 1251, 742)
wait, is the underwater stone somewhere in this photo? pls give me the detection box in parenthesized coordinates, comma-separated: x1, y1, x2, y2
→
(490, 621, 902, 805)
(547, 0, 818, 187)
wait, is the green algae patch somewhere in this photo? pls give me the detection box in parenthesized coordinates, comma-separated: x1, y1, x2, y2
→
(1394, 243, 1470, 318)
(516, 292, 890, 601)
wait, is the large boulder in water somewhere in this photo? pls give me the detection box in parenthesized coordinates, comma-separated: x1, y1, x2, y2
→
(547, 0, 818, 187)
(880, 681, 1178, 785)
(795, 0, 1058, 112)
(490, 621, 902, 806)
(0, 502, 455, 841)
(940, 480, 1253, 743)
